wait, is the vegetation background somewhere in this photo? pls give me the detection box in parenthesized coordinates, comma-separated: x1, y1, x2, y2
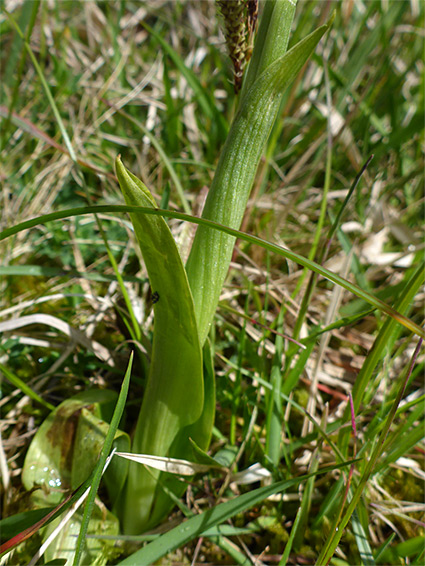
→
(0, 0, 423, 565)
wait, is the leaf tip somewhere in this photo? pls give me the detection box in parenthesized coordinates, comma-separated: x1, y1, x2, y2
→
(327, 10, 336, 29)
(115, 155, 129, 188)
(115, 154, 123, 172)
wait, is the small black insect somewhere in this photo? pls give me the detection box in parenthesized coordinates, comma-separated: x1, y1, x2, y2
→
(151, 291, 160, 304)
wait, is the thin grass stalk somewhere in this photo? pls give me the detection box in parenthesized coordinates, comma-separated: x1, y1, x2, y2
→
(72, 354, 133, 566)
(317, 337, 423, 565)
(265, 304, 285, 466)
(337, 259, 425, 455)
(1, 0, 40, 151)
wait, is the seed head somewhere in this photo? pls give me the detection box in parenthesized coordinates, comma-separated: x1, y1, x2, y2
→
(216, 0, 258, 94)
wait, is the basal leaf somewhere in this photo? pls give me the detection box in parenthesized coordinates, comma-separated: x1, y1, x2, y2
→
(115, 158, 205, 533)
(22, 390, 128, 508)
(43, 505, 119, 566)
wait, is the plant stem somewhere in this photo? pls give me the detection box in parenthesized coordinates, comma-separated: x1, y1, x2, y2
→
(186, 0, 326, 345)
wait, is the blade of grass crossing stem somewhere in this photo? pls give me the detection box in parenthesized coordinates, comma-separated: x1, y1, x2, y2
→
(318, 338, 423, 565)
(1, 205, 423, 340)
(4, 9, 142, 343)
(72, 353, 133, 566)
(186, 16, 334, 345)
(115, 159, 206, 534)
(0, 363, 54, 411)
(117, 462, 356, 566)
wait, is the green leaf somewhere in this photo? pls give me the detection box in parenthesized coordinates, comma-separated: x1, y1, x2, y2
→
(45, 505, 119, 566)
(186, 15, 334, 345)
(118, 461, 355, 565)
(115, 158, 205, 534)
(22, 390, 128, 507)
(72, 353, 133, 566)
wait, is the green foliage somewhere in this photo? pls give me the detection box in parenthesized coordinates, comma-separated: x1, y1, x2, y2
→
(22, 390, 129, 507)
(1, 0, 423, 564)
(115, 158, 210, 534)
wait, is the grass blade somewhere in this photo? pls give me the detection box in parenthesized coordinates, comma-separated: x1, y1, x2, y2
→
(72, 352, 133, 566)
(0, 363, 54, 411)
(118, 461, 356, 565)
(1, 205, 423, 339)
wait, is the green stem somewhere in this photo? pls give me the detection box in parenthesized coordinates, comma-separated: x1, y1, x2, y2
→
(186, 1, 332, 345)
